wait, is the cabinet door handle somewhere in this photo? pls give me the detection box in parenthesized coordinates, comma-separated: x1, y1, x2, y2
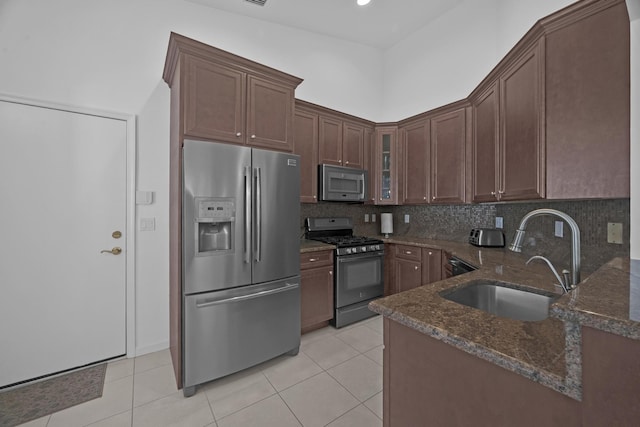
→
(491, 191, 496, 196)
(405, 251, 412, 255)
(309, 258, 318, 262)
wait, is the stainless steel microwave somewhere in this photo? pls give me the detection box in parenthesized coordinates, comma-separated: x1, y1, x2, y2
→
(318, 164, 368, 202)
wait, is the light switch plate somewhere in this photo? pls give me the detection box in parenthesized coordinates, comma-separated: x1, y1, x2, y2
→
(607, 222, 623, 244)
(364, 214, 370, 223)
(404, 214, 410, 223)
(372, 214, 376, 223)
(140, 217, 156, 231)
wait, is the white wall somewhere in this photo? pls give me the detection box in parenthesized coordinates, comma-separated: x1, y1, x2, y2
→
(382, 0, 575, 120)
(629, 0, 640, 260)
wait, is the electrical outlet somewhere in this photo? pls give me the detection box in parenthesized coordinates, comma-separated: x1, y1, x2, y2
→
(364, 214, 370, 223)
(372, 214, 376, 223)
(608, 222, 623, 244)
(404, 214, 410, 223)
(554, 221, 563, 238)
(495, 216, 503, 229)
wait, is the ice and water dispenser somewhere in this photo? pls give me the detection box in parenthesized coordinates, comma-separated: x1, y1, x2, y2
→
(195, 198, 235, 256)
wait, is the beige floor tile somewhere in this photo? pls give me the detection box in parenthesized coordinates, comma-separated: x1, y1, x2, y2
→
(326, 404, 382, 427)
(132, 391, 214, 427)
(47, 375, 133, 427)
(133, 363, 178, 407)
(280, 372, 359, 427)
(261, 352, 323, 391)
(363, 344, 384, 366)
(363, 315, 383, 334)
(301, 335, 359, 370)
(300, 325, 337, 346)
(202, 368, 276, 420)
(216, 395, 300, 427)
(335, 324, 383, 353)
(364, 391, 383, 419)
(105, 358, 134, 383)
(87, 411, 132, 427)
(134, 349, 172, 374)
(327, 354, 382, 402)
(16, 415, 49, 427)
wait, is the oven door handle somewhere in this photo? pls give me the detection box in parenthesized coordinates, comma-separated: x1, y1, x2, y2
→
(336, 251, 384, 263)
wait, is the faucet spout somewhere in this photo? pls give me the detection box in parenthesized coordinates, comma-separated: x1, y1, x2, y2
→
(508, 208, 581, 287)
(526, 255, 571, 293)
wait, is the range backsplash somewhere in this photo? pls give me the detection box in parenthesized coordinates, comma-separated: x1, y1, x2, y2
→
(301, 199, 630, 274)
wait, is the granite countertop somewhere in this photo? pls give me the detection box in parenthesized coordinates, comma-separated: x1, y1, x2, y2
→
(300, 239, 335, 253)
(369, 236, 640, 400)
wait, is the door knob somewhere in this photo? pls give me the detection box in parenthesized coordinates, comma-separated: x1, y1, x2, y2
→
(101, 247, 122, 255)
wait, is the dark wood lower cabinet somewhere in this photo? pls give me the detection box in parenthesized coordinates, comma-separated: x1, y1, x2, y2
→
(383, 319, 640, 426)
(300, 251, 334, 333)
(387, 244, 443, 295)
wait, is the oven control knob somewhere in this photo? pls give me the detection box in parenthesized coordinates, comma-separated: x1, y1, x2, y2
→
(361, 246, 367, 252)
(345, 248, 351, 254)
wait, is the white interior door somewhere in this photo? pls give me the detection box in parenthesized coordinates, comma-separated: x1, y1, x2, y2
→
(0, 100, 128, 387)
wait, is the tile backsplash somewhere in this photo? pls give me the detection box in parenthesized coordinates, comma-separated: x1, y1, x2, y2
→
(301, 199, 630, 274)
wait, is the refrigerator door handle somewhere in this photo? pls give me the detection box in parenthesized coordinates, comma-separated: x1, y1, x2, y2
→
(195, 282, 299, 308)
(254, 167, 262, 263)
(244, 166, 251, 264)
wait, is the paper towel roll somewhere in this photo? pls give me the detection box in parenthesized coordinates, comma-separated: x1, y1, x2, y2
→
(381, 213, 393, 237)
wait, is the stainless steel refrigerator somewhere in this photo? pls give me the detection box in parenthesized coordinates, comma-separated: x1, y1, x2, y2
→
(182, 139, 301, 397)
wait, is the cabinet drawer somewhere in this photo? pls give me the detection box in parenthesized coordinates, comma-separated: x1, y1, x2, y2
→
(394, 244, 421, 261)
(300, 250, 333, 269)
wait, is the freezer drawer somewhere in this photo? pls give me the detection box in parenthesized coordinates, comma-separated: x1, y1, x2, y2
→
(183, 278, 301, 390)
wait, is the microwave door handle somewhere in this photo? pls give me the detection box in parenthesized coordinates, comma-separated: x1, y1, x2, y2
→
(360, 176, 366, 199)
(244, 166, 251, 264)
(254, 167, 262, 263)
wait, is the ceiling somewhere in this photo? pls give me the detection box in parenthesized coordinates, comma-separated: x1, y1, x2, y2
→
(185, 0, 466, 49)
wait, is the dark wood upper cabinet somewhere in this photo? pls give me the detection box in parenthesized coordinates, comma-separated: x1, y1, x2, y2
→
(184, 56, 246, 144)
(318, 116, 343, 166)
(430, 108, 467, 204)
(293, 107, 319, 203)
(164, 32, 302, 153)
(364, 126, 376, 204)
(247, 76, 296, 151)
(342, 122, 365, 169)
(499, 39, 545, 201)
(471, 82, 500, 203)
(544, 0, 630, 199)
(374, 126, 399, 205)
(400, 119, 430, 204)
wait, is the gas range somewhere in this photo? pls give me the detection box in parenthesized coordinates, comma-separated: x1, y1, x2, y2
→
(304, 218, 383, 256)
(304, 217, 384, 328)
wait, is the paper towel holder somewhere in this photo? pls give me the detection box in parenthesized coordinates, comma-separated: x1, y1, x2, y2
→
(381, 213, 393, 238)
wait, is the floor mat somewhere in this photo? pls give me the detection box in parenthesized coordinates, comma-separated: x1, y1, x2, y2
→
(0, 363, 107, 426)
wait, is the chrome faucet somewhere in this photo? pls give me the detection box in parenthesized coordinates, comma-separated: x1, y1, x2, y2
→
(526, 255, 571, 293)
(509, 208, 581, 288)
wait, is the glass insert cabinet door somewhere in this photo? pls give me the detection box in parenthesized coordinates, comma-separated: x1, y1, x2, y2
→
(375, 126, 397, 205)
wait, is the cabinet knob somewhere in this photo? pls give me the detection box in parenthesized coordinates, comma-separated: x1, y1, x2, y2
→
(423, 196, 427, 200)
(406, 251, 412, 255)
(329, 271, 333, 275)
(428, 251, 433, 255)
(498, 190, 505, 194)
(491, 191, 496, 196)
(236, 132, 242, 137)
(414, 266, 419, 270)
(432, 196, 436, 200)
(345, 161, 349, 165)
(251, 134, 256, 139)
(309, 258, 318, 262)
(338, 159, 342, 163)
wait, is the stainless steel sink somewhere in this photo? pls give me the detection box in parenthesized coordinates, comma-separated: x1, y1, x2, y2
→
(440, 279, 559, 321)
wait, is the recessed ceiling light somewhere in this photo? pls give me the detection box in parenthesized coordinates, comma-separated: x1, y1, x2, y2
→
(357, 0, 371, 6)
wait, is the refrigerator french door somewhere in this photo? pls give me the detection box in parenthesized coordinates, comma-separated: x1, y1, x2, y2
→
(182, 140, 301, 396)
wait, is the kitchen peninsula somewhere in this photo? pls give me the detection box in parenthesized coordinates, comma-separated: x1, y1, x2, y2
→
(369, 237, 640, 426)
